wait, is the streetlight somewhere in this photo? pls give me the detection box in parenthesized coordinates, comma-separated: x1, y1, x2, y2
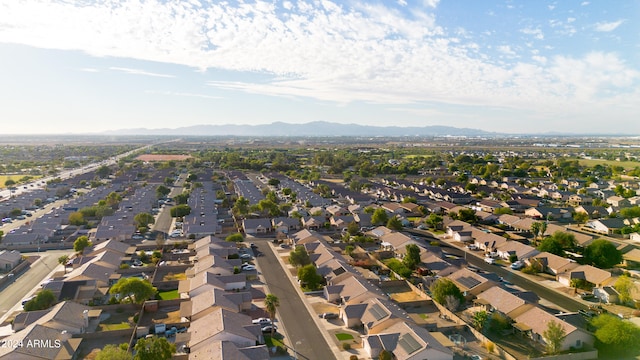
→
(294, 340, 302, 360)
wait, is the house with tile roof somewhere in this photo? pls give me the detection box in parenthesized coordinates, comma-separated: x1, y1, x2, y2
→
(513, 307, 593, 352)
(363, 321, 453, 360)
(186, 308, 263, 353)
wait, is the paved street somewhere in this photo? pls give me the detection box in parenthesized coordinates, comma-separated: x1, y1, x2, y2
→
(0, 249, 71, 326)
(254, 239, 337, 360)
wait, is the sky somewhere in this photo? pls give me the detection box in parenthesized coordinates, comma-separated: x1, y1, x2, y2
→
(0, 0, 639, 135)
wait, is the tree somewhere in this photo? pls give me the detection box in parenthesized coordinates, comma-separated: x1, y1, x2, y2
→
(543, 320, 566, 355)
(344, 245, 355, 257)
(4, 179, 16, 187)
(472, 310, 489, 332)
(403, 244, 421, 270)
(24, 290, 56, 311)
(537, 237, 565, 256)
(548, 231, 576, 249)
(73, 235, 92, 253)
(96, 165, 111, 178)
(614, 275, 634, 304)
(225, 233, 244, 242)
(346, 221, 360, 236)
(371, 208, 389, 226)
(457, 208, 478, 223)
(494, 207, 513, 215)
(264, 294, 280, 335)
(297, 264, 323, 290)
(134, 212, 155, 228)
(68, 211, 86, 226)
(232, 196, 250, 217)
(58, 255, 69, 274)
(429, 278, 464, 309)
(591, 314, 640, 355)
(573, 212, 589, 224)
(386, 216, 403, 230)
(583, 239, 623, 269)
(109, 277, 157, 304)
(530, 221, 547, 244)
(156, 185, 171, 198)
(133, 336, 175, 360)
(379, 350, 392, 360)
(289, 245, 311, 267)
(96, 344, 132, 360)
(169, 204, 191, 218)
(425, 213, 443, 229)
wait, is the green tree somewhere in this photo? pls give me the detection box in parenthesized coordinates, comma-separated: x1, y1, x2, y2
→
(386, 216, 403, 230)
(297, 264, 323, 290)
(346, 221, 360, 236)
(134, 212, 155, 228)
(96, 165, 111, 178)
(24, 290, 56, 311)
(345, 245, 355, 257)
(429, 278, 464, 310)
(73, 235, 92, 253)
(68, 211, 86, 226)
(232, 196, 250, 217)
(384, 258, 412, 278)
(109, 277, 157, 304)
(264, 294, 280, 335)
(591, 314, 640, 355)
(4, 179, 16, 187)
(379, 350, 392, 360)
(530, 221, 547, 245)
(538, 237, 565, 256)
(494, 207, 513, 215)
(133, 336, 175, 360)
(169, 204, 191, 218)
(425, 213, 443, 229)
(96, 344, 132, 360)
(289, 246, 311, 267)
(371, 208, 389, 226)
(543, 320, 566, 355)
(548, 231, 576, 249)
(58, 255, 69, 274)
(173, 193, 189, 205)
(156, 185, 171, 198)
(573, 212, 589, 224)
(457, 208, 478, 223)
(403, 244, 421, 270)
(583, 239, 623, 269)
(472, 310, 489, 332)
(225, 233, 244, 242)
(614, 275, 634, 304)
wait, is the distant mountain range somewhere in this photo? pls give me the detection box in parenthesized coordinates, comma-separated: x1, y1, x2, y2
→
(103, 121, 496, 137)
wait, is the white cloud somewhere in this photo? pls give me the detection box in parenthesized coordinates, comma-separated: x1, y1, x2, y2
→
(397, 0, 407, 6)
(520, 27, 544, 40)
(109, 67, 175, 78)
(422, 0, 440, 8)
(594, 20, 624, 32)
(581, 1, 590, 5)
(0, 0, 637, 130)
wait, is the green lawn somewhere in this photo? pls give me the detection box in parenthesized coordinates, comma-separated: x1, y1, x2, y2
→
(157, 289, 179, 300)
(335, 333, 354, 341)
(419, 313, 429, 320)
(98, 322, 131, 331)
(265, 334, 286, 348)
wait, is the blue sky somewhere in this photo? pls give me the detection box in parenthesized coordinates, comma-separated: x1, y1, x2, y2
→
(0, 0, 638, 135)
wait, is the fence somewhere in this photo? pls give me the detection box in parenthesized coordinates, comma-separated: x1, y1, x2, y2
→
(529, 350, 598, 360)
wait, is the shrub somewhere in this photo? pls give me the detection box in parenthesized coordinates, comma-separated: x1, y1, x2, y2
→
(350, 356, 358, 360)
(485, 341, 495, 353)
(342, 343, 351, 350)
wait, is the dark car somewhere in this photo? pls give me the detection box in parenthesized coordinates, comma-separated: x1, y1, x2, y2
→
(319, 312, 339, 320)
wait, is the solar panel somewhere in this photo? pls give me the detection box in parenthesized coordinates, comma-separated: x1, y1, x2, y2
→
(457, 276, 481, 289)
(368, 303, 388, 321)
(398, 333, 422, 354)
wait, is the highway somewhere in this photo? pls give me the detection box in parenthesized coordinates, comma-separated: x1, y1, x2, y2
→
(254, 239, 337, 360)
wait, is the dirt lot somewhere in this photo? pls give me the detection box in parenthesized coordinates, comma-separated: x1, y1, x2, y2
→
(382, 284, 424, 302)
(311, 302, 340, 315)
(78, 333, 132, 360)
(139, 306, 182, 326)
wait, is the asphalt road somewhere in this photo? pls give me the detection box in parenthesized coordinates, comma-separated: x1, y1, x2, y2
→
(408, 229, 587, 313)
(0, 249, 72, 325)
(254, 239, 337, 360)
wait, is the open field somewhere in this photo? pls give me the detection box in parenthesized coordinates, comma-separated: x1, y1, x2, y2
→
(578, 158, 640, 170)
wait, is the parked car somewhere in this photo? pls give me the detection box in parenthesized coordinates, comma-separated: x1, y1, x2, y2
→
(261, 325, 277, 333)
(239, 253, 252, 259)
(241, 265, 256, 271)
(510, 261, 524, 270)
(484, 257, 496, 265)
(319, 312, 339, 319)
(252, 318, 272, 325)
(466, 244, 478, 250)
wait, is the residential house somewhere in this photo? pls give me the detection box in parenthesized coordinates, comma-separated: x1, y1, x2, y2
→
(513, 307, 593, 352)
(623, 248, 640, 268)
(475, 286, 534, 318)
(495, 241, 539, 262)
(528, 252, 578, 276)
(271, 217, 301, 234)
(0, 324, 83, 359)
(557, 265, 612, 288)
(242, 218, 272, 235)
(188, 340, 269, 360)
(447, 268, 495, 299)
(180, 288, 252, 321)
(178, 271, 247, 298)
(585, 218, 626, 235)
(364, 321, 454, 360)
(525, 207, 573, 221)
(573, 205, 608, 219)
(0, 250, 21, 271)
(607, 196, 630, 208)
(186, 308, 263, 353)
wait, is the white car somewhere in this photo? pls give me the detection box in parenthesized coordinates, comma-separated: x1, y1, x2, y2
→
(241, 265, 256, 271)
(251, 318, 271, 325)
(510, 261, 524, 270)
(484, 257, 496, 265)
(239, 253, 252, 259)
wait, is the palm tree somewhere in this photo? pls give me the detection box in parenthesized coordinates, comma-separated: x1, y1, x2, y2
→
(264, 294, 280, 335)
